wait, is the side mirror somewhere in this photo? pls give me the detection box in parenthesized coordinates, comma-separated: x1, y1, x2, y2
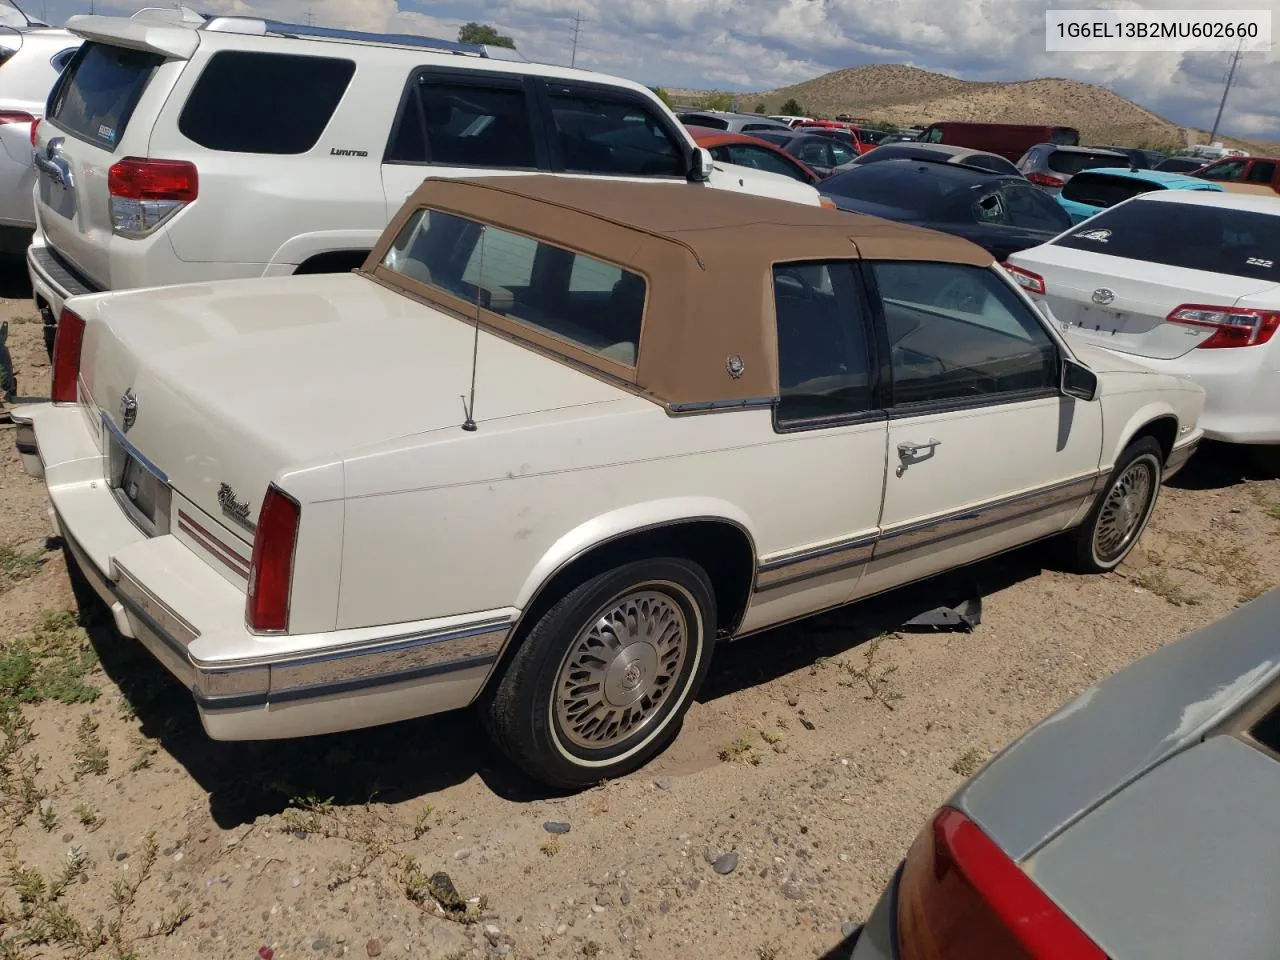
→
(1061, 358, 1098, 402)
(688, 146, 714, 183)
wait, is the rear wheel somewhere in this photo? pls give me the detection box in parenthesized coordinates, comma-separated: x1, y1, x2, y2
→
(1060, 436, 1163, 573)
(483, 557, 716, 789)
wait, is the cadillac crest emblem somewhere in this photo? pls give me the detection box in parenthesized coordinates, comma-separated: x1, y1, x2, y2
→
(119, 388, 138, 432)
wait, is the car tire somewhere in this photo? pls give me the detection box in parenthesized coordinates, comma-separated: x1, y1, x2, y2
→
(483, 557, 717, 790)
(1060, 436, 1163, 574)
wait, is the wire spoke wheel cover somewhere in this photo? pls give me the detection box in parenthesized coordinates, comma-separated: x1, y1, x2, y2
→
(553, 584, 692, 751)
(1094, 455, 1157, 564)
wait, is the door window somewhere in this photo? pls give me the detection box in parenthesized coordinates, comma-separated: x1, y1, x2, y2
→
(721, 143, 807, 181)
(547, 90, 683, 177)
(971, 191, 1008, 224)
(795, 139, 831, 167)
(1201, 159, 1247, 181)
(1001, 182, 1073, 231)
(828, 141, 857, 166)
(923, 126, 944, 143)
(772, 261, 875, 425)
(1247, 161, 1277, 184)
(385, 76, 537, 168)
(872, 261, 1057, 406)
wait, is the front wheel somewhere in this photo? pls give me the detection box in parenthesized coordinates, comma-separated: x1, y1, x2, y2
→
(483, 557, 716, 789)
(1060, 436, 1163, 573)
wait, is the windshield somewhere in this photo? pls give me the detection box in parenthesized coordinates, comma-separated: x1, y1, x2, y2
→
(383, 207, 645, 366)
(1052, 199, 1280, 281)
(1046, 150, 1129, 176)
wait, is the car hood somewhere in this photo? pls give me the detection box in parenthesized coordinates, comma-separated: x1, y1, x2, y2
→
(954, 589, 1280, 862)
(73, 272, 630, 538)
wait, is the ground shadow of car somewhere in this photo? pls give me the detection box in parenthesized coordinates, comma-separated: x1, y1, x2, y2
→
(0, 254, 32, 300)
(73, 541, 1044, 828)
(1165, 439, 1280, 490)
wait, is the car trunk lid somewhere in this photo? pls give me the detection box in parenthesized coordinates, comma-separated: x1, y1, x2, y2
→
(1010, 243, 1280, 360)
(76, 273, 631, 547)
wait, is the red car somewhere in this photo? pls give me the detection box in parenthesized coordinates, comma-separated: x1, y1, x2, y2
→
(684, 126, 822, 186)
(794, 119, 876, 154)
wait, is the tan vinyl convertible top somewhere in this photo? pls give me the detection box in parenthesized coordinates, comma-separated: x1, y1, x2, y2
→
(365, 176, 995, 408)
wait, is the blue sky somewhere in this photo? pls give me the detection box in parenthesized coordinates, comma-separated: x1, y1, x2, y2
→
(25, 0, 1280, 139)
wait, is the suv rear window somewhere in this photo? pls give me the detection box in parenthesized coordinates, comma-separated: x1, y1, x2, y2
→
(1052, 198, 1280, 281)
(1047, 150, 1128, 176)
(382, 207, 644, 366)
(179, 52, 354, 154)
(1061, 172, 1157, 209)
(48, 42, 162, 149)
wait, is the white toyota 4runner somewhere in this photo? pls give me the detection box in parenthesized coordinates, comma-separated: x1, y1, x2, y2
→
(29, 7, 823, 353)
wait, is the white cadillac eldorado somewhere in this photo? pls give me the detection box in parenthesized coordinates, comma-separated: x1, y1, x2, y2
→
(14, 176, 1204, 787)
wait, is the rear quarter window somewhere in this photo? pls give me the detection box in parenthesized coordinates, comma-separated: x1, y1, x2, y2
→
(1052, 199, 1280, 281)
(179, 51, 355, 154)
(48, 42, 163, 150)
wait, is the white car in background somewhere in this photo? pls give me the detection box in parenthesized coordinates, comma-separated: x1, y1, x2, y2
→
(1007, 191, 1280, 457)
(0, 15, 78, 253)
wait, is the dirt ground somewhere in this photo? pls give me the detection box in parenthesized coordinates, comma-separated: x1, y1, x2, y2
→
(0, 262, 1276, 960)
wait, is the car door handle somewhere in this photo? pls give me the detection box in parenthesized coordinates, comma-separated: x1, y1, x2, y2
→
(898, 438, 941, 459)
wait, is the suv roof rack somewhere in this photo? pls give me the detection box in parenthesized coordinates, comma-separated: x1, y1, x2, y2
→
(199, 14, 528, 61)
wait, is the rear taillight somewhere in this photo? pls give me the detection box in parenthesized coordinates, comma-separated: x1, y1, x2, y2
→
(819, 196, 837, 210)
(107, 157, 198, 237)
(29, 116, 39, 148)
(1004, 264, 1045, 295)
(50, 308, 85, 404)
(1167, 303, 1280, 349)
(246, 485, 300, 633)
(1027, 172, 1066, 188)
(0, 110, 35, 127)
(897, 807, 1106, 960)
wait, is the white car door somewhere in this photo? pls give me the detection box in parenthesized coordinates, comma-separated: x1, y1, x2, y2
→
(738, 260, 888, 633)
(855, 261, 1103, 597)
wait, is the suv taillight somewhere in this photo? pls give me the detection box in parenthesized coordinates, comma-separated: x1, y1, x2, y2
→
(50, 308, 85, 404)
(107, 157, 198, 237)
(1004, 264, 1045, 295)
(1027, 172, 1066, 188)
(246, 485, 300, 634)
(897, 807, 1106, 960)
(1167, 303, 1280, 349)
(29, 116, 39, 147)
(0, 110, 34, 128)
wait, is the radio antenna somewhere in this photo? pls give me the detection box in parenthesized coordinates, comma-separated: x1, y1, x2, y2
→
(460, 226, 485, 432)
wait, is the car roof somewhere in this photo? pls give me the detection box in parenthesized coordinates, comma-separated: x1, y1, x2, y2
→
(1041, 145, 1128, 156)
(1136, 189, 1280, 213)
(855, 158, 1013, 183)
(367, 176, 992, 410)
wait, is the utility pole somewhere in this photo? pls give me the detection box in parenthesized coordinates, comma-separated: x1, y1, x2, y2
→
(569, 9, 583, 68)
(1208, 39, 1243, 145)
(305, 7, 314, 26)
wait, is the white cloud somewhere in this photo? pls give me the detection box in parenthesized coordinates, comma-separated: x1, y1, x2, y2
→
(42, 0, 1280, 139)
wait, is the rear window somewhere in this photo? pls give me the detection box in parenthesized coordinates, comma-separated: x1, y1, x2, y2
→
(1049, 127, 1079, 146)
(179, 52, 354, 154)
(1047, 150, 1129, 176)
(1061, 172, 1157, 208)
(48, 42, 162, 150)
(1053, 199, 1280, 281)
(678, 112, 728, 130)
(823, 163, 960, 216)
(382, 207, 644, 366)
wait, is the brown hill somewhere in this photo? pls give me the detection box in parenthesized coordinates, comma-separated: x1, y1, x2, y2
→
(675, 64, 1267, 154)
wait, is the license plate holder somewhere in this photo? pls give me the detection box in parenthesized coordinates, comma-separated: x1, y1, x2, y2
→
(104, 417, 171, 536)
